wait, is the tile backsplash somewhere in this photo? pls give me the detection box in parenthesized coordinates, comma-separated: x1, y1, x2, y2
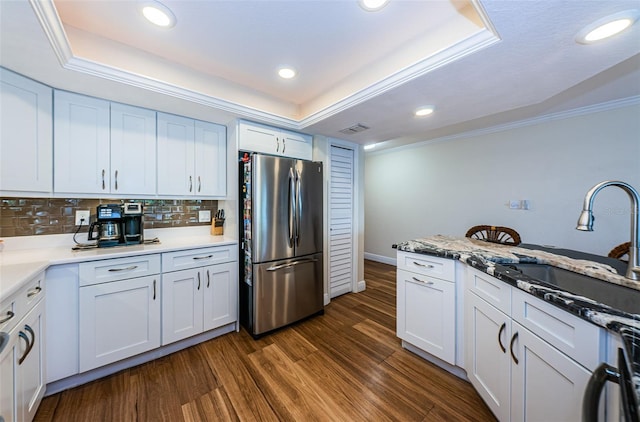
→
(0, 198, 218, 237)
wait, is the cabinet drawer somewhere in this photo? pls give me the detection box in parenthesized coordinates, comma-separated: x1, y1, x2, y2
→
(465, 266, 511, 315)
(397, 251, 455, 281)
(162, 245, 238, 273)
(512, 288, 602, 370)
(79, 254, 161, 286)
(0, 271, 45, 333)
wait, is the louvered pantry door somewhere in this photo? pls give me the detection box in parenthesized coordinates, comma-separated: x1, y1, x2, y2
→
(329, 145, 354, 298)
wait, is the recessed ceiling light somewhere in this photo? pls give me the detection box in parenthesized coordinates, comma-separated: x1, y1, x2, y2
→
(576, 10, 638, 44)
(364, 143, 376, 150)
(359, 0, 390, 12)
(278, 67, 296, 79)
(141, 1, 176, 28)
(415, 106, 435, 117)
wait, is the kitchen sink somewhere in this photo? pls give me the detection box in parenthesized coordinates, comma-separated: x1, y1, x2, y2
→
(505, 263, 640, 315)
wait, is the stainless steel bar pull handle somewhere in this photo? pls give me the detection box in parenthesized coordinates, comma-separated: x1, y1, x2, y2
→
(413, 261, 434, 268)
(153, 279, 156, 300)
(411, 276, 434, 285)
(0, 311, 14, 324)
(193, 255, 213, 260)
(207, 270, 210, 288)
(267, 258, 318, 272)
(189, 176, 193, 192)
(27, 286, 42, 298)
(198, 176, 201, 192)
(288, 167, 295, 248)
(114, 170, 118, 191)
(282, 138, 286, 154)
(102, 169, 106, 190)
(197, 273, 201, 290)
(276, 137, 280, 152)
(295, 170, 301, 247)
(108, 265, 138, 272)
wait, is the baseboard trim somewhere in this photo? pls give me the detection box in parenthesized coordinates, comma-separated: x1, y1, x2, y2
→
(364, 252, 396, 266)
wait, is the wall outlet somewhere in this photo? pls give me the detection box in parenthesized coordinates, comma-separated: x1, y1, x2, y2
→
(509, 200, 521, 210)
(198, 210, 211, 223)
(75, 210, 90, 226)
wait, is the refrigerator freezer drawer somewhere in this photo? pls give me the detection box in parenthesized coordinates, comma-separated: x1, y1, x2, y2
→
(252, 253, 323, 335)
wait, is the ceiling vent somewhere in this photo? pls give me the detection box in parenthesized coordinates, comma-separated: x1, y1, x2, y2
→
(339, 123, 370, 135)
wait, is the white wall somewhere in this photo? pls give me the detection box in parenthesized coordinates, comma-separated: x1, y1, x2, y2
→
(365, 101, 640, 260)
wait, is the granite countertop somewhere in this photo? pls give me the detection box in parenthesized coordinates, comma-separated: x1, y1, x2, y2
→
(396, 235, 640, 408)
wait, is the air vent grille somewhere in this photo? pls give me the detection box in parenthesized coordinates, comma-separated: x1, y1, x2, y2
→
(339, 123, 370, 135)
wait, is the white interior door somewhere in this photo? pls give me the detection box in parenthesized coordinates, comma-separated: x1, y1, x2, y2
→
(329, 145, 354, 298)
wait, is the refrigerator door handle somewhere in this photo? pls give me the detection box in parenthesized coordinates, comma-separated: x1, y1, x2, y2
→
(266, 258, 319, 272)
(288, 167, 295, 248)
(295, 169, 302, 247)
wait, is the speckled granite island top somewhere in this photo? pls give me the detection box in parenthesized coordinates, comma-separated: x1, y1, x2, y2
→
(396, 235, 640, 403)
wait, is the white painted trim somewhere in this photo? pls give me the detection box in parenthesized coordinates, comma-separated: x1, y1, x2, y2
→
(29, 0, 499, 131)
(356, 279, 366, 293)
(29, 0, 73, 65)
(364, 252, 397, 267)
(298, 30, 500, 128)
(370, 95, 640, 156)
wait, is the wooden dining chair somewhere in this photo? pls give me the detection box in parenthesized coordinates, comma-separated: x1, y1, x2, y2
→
(465, 225, 522, 246)
(608, 241, 631, 262)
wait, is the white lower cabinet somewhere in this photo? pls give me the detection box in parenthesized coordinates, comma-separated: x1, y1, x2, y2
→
(396, 252, 456, 365)
(78, 255, 161, 372)
(162, 247, 237, 345)
(0, 271, 46, 422)
(465, 267, 601, 421)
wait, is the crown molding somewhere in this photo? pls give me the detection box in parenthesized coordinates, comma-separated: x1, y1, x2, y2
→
(298, 29, 501, 129)
(369, 95, 640, 155)
(29, 0, 499, 133)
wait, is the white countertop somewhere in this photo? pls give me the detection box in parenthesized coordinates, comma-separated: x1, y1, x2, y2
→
(0, 226, 238, 303)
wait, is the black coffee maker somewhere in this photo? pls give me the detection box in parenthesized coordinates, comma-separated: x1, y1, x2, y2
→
(88, 204, 124, 247)
(122, 203, 144, 244)
(88, 203, 144, 247)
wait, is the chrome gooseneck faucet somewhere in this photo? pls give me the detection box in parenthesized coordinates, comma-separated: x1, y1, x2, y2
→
(576, 180, 640, 281)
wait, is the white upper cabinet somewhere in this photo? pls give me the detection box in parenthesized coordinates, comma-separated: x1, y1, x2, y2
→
(109, 103, 157, 195)
(0, 68, 53, 193)
(157, 113, 226, 197)
(238, 120, 312, 160)
(54, 91, 157, 196)
(54, 91, 110, 194)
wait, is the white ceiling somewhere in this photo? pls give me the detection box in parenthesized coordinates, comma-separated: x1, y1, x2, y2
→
(1, 0, 639, 152)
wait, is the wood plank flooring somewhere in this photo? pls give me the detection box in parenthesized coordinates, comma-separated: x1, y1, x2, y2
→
(35, 260, 496, 421)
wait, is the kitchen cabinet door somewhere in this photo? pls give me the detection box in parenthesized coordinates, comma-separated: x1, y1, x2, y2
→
(0, 68, 53, 194)
(0, 323, 17, 422)
(465, 291, 511, 422)
(397, 268, 455, 364)
(203, 262, 237, 331)
(161, 268, 204, 345)
(157, 112, 196, 195)
(45, 264, 79, 383)
(510, 321, 591, 422)
(194, 120, 226, 197)
(279, 129, 312, 160)
(110, 103, 157, 195)
(79, 275, 160, 372)
(238, 120, 312, 160)
(54, 91, 110, 194)
(16, 299, 45, 422)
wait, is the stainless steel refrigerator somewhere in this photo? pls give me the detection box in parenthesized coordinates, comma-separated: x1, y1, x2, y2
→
(239, 153, 323, 337)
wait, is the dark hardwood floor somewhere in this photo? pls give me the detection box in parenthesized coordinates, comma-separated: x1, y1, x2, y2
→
(35, 260, 496, 421)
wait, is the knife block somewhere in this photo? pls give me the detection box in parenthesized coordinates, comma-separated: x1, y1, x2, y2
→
(211, 218, 224, 236)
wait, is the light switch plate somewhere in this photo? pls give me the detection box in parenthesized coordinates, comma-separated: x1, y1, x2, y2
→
(198, 210, 211, 223)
